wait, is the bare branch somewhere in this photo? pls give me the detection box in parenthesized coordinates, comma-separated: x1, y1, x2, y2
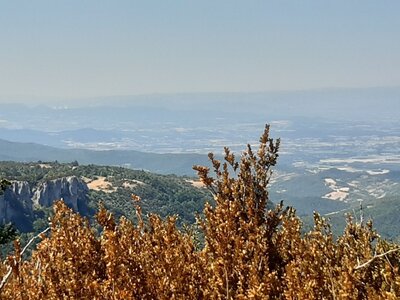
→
(0, 227, 50, 291)
(355, 247, 400, 271)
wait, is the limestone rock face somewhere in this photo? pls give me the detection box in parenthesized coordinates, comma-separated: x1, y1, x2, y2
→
(0, 176, 89, 230)
(0, 181, 33, 230)
(32, 176, 89, 211)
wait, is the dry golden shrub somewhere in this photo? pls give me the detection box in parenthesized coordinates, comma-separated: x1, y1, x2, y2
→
(1, 125, 400, 299)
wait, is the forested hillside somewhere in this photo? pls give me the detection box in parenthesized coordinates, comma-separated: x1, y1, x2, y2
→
(0, 161, 210, 232)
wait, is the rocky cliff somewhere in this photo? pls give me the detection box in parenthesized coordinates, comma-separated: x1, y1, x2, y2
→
(32, 176, 89, 211)
(0, 181, 32, 230)
(0, 176, 89, 231)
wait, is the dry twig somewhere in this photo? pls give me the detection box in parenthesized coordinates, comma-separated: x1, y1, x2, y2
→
(355, 248, 400, 271)
(0, 227, 50, 291)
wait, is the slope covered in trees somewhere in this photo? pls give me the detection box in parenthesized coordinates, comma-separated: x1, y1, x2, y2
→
(0, 161, 210, 232)
(1, 125, 400, 299)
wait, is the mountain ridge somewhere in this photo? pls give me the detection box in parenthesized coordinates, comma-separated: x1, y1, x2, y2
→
(0, 138, 208, 175)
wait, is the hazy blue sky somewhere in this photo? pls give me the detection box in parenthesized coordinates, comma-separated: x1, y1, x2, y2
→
(1, 1, 400, 99)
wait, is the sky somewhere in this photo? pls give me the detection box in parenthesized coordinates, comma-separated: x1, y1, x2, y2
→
(0, 1, 400, 100)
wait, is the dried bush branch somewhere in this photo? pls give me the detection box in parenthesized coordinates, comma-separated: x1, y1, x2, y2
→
(0, 227, 50, 291)
(355, 247, 400, 271)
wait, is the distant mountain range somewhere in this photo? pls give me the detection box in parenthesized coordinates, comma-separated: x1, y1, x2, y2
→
(0, 139, 208, 175)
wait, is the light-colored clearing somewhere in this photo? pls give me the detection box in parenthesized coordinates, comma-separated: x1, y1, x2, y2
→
(323, 178, 349, 201)
(337, 167, 362, 173)
(87, 176, 116, 193)
(366, 169, 390, 175)
(324, 178, 337, 186)
(39, 164, 52, 169)
(323, 191, 348, 201)
(186, 180, 205, 188)
(320, 155, 400, 165)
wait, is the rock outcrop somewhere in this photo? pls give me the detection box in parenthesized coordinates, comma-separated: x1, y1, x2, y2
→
(0, 176, 89, 231)
(0, 181, 32, 227)
(32, 176, 89, 211)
